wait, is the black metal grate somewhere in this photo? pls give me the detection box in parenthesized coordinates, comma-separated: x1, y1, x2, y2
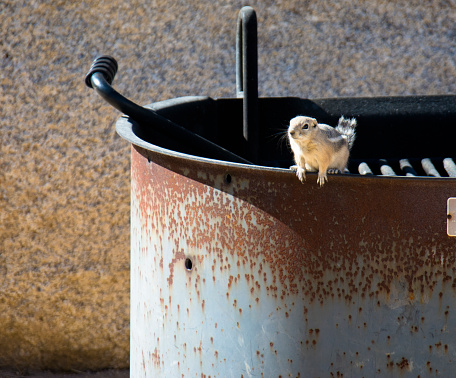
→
(348, 157, 456, 177)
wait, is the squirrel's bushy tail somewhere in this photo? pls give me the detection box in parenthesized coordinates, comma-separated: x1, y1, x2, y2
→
(336, 116, 357, 151)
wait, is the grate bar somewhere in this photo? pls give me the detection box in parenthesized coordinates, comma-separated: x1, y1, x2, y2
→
(443, 158, 456, 177)
(399, 159, 417, 177)
(379, 159, 397, 176)
(358, 162, 373, 175)
(422, 158, 441, 177)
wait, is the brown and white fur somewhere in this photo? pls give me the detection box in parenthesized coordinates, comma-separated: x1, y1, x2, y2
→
(288, 115, 357, 186)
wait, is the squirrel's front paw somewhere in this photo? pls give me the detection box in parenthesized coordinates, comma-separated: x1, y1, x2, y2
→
(317, 172, 328, 186)
(296, 167, 306, 183)
(290, 165, 306, 183)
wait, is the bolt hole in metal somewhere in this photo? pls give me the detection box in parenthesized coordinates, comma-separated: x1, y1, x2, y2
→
(185, 258, 193, 271)
(225, 173, 232, 184)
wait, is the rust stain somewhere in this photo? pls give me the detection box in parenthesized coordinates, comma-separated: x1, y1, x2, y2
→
(131, 144, 456, 376)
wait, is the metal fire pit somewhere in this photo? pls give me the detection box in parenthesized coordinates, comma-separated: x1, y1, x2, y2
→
(86, 7, 456, 377)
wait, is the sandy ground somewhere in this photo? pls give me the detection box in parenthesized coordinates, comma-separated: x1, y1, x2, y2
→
(0, 370, 128, 378)
(1, 0, 456, 375)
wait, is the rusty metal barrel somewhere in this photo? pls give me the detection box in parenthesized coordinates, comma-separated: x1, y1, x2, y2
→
(116, 97, 456, 377)
(86, 6, 456, 377)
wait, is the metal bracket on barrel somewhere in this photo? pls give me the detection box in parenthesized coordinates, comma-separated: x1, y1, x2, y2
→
(447, 198, 456, 236)
(236, 6, 260, 164)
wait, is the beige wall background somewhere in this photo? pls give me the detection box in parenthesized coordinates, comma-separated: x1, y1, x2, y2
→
(1, 0, 455, 372)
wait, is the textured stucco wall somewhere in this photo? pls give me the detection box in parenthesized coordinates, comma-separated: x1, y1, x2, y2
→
(1, 0, 455, 371)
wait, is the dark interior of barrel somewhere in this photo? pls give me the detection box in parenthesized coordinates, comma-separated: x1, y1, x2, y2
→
(141, 95, 456, 178)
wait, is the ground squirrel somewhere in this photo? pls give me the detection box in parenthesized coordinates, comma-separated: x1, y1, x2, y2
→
(287, 115, 357, 186)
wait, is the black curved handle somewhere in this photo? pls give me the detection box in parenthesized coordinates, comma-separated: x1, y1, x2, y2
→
(85, 55, 118, 88)
(85, 56, 252, 165)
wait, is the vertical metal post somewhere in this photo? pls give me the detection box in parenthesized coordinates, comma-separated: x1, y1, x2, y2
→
(236, 6, 260, 164)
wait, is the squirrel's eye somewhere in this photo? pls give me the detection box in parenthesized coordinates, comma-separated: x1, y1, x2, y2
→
(302, 124, 309, 130)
